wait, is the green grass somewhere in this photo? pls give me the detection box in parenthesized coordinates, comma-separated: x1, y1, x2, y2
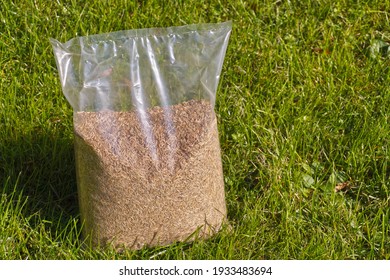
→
(0, 0, 389, 259)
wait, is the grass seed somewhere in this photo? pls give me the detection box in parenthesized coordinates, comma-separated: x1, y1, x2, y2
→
(73, 99, 227, 249)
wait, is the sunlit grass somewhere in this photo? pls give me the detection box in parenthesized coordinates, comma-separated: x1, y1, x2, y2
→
(0, 0, 389, 259)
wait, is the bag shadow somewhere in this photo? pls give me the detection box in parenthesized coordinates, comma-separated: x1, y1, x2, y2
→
(0, 124, 80, 233)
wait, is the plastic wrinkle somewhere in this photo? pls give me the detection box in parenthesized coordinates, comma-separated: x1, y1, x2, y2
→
(50, 21, 232, 112)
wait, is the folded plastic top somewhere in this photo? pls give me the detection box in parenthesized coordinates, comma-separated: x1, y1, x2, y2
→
(50, 21, 232, 112)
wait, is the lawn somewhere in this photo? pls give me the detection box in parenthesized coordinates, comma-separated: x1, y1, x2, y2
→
(0, 0, 389, 259)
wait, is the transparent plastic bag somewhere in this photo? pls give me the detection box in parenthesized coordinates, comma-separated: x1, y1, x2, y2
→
(50, 21, 232, 249)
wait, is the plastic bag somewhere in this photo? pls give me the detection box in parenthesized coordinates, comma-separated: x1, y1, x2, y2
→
(50, 21, 232, 249)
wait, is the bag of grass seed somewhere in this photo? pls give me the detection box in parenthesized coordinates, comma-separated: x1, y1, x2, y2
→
(50, 22, 232, 249)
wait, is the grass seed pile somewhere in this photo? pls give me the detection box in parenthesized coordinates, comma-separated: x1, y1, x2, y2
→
(73, 99, 226, 249)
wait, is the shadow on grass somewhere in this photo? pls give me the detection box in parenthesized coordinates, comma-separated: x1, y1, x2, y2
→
(0, 124, 79, 231)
